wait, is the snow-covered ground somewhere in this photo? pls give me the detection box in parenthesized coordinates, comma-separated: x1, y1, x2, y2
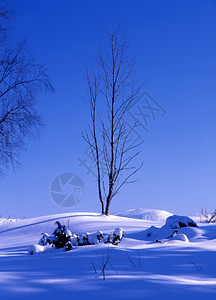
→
(0, 217, 19, 224)
(0, 210, 216, 299)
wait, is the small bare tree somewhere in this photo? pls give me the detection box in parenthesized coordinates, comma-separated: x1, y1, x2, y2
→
(92, 246, 116, 280)
(83, 27, 143, 216)
(0, 2, 53, 175)
(200, 207, 216, 223)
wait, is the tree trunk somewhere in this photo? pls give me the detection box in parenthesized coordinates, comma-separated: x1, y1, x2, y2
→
(105, 180, 114, 216)
(105, 198, 111, 216)
(101, 198, 105, 215)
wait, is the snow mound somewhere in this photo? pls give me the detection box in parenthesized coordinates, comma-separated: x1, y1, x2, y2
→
(163, 215, 198, 229)
(28, 244, 53, 255)
(170, 233, 189, 242)
(143, 215, 198, 242)
(116, 208, 173, 223)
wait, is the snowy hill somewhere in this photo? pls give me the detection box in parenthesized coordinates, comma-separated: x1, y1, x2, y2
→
(0, 210, 216, 299)
(115, 208, 173, 223)
(0, 212, 148, 248)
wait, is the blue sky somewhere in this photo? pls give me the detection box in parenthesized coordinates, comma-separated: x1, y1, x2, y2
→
(1, 0, 215, 218)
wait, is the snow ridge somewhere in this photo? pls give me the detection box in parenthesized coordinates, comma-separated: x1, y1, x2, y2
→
(115, 208, 173, 222)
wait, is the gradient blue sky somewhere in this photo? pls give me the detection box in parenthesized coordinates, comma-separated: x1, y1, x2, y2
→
(1, 0, 215, 218)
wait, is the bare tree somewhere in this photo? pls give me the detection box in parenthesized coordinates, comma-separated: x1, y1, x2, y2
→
(0, 2, 53, 175)
(200, 207, 216, 223)
(0, 0, 14, 42)
(83, 27, 143, 216)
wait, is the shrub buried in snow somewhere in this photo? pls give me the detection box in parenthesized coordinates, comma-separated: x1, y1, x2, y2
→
(29, 221, 125, 254)
(164, 215, 198, 229)
(145, 215, 198, 242)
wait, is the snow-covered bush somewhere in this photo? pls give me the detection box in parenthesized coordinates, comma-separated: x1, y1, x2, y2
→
(38, 233, 50, 246)
(70, 233, 79, 246)
(76, 229, 123, 246)
(163, 215, 198, 229)
(106, 227, 124, 245)
(86, 231, 103, 245)
(38, 221, 73, 251)
(144, 215, 197, 243)
(29, 221, 125, 254)
(170, 233, 189, 242)
(75, 231, 103, 246)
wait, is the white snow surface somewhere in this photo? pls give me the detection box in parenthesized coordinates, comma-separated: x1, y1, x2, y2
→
(0, 210, 216, 299)
(0, 217, 19, 224)
(170, 233, 189, 242)
(115, 208, 173, 222)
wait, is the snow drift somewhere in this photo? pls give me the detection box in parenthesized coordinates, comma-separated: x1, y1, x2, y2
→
(116, 208, 173, 223)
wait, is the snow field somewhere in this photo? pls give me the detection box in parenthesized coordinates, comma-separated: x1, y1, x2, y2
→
(0, 210, 216, 299)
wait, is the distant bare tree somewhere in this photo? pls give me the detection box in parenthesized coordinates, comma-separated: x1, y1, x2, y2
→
(83, 27, 143, 216)
(0, 2, 54, 175)
(200, 207, 216, 223)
